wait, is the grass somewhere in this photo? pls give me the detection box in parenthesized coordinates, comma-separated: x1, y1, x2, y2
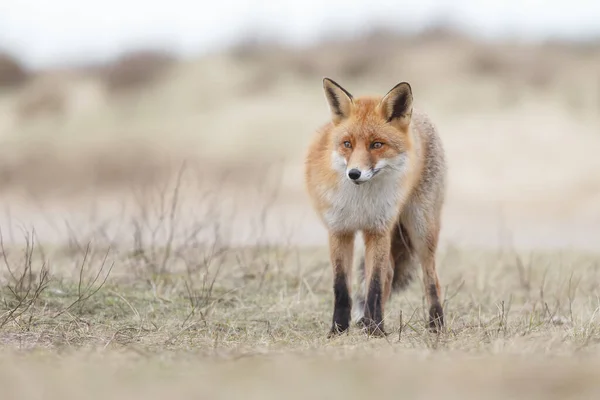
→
(1, 244, 600, 399)
(3, 240, 600, 354)
(0, 177, 599, 399)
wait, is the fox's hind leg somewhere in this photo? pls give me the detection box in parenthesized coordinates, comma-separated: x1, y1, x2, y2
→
(418, 231, 444, 332)
(402, 208, 444, 333)
(413, 230, 444, 332)
(390, 222, 419, 292)
(352, 257, 367, 326)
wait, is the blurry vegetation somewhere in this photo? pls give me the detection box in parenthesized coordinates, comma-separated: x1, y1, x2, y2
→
(0, 52, 29, 89)
(16, 84, 66, 121)
(1, 26, 599, 127)
(4, 27, 600, 100)
(228, 26, 600, 97)
(99, 49, 177, 93)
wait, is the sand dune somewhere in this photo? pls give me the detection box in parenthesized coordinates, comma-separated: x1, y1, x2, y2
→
(1, 33, 599, 250)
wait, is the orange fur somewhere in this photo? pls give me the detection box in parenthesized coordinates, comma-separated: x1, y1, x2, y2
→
(305, 78, 447, 337)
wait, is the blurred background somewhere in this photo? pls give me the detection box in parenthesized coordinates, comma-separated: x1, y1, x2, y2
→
(1, 0, 599, 250)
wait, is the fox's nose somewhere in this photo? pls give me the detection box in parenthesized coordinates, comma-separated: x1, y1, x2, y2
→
(347, 169, 361, 180)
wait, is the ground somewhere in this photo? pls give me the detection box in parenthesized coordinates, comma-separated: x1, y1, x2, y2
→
(1, 31, 600, 398)
(1, 230, 600, 398)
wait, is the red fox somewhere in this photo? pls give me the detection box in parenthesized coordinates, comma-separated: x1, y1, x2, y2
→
(304, 78, 446, 337)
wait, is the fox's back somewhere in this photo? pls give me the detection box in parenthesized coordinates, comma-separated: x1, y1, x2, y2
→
(403, 109, 447, 223)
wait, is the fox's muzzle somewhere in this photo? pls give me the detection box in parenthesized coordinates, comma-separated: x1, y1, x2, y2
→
(347, 169, 361, 181)
(346, 167, 380, 184)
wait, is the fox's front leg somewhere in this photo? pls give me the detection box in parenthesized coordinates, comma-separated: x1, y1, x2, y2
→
(327, 231, 355, 337)
(362, 230, 392, 337)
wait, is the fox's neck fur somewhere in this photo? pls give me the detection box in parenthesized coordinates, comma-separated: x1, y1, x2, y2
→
(323, 121, 423, 233)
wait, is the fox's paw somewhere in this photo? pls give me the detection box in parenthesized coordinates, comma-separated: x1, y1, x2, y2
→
(327, 322, 349, 338)
(361, 318, 388, 338)
(428, 304, 444, 333)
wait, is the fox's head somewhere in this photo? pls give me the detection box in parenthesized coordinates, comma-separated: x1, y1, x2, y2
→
(323, 78, 414, 185)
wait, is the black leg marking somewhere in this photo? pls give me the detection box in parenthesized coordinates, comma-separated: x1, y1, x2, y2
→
(427, 284, 444, 332)
(328, 269, 351, 337)
(363, 269, 386, 337)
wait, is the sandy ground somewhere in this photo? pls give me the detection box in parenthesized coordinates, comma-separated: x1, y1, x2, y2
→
(2, 351, 600, 400)
(1, 98, 599, 251)
(1, 35, 599, 250)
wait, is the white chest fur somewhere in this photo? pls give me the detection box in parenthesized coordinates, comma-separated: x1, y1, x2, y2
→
(323, 174, 403, 233)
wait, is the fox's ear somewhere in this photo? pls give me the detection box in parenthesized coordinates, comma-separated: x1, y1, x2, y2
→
(380, 82, 413, 129)
(323, 77, 354, 124)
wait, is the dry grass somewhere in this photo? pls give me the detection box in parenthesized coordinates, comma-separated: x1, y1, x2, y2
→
(0, 172, 599, 399)
(2, 234, 600, 355)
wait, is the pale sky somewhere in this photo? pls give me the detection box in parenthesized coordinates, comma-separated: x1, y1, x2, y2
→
(1, 0, 600, 69)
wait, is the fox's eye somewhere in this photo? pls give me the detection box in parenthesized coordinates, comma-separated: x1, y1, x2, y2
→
(371, 142, 384, 149)
(343, 141, 352, 148)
